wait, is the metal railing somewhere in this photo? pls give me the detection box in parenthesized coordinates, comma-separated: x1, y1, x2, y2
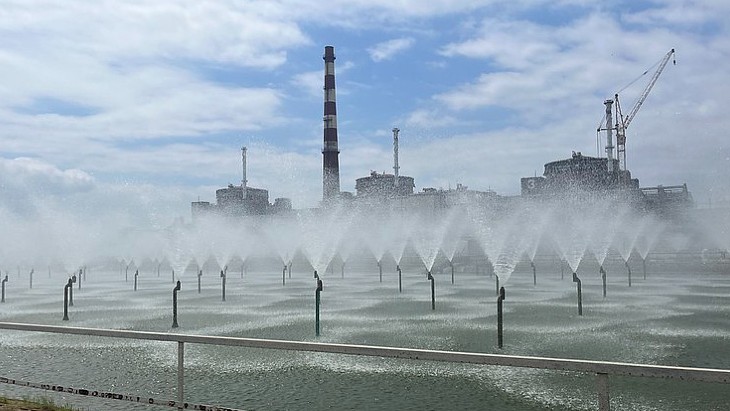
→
(1, 321, 729, 411)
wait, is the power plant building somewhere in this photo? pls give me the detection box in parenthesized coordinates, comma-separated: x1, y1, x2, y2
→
(355, 171, 415, 198)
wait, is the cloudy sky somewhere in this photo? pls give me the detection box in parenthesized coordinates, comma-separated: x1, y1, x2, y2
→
(1, 0, 728, 226)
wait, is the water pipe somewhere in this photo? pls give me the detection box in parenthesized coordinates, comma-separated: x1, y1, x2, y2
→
(497, 286, 505, 349)
(62, 277, 74, 321)
(1, 274, 7, 303)
(77, 268, 82, 289)
(69, 275, 77, 307)
(172, 280, 181, 328)
(220, 269, 226, 302)
(378, 261, 383, 283)
(288, 262, 292, 278)
(561, 261, 565, 280)
(28, 268, 33, 289)
(572, 272, 583, 316)
(157, 263, 161, 277)
(134, 269, 139, 291)
(643, 258, 647, 280)
(531, 261, 536, 286)
(282, 264, 287, 286)
(600, 266, 607, 298)
(171, 269, 175, 284)
(315, 275, 323, 337)
(314, 270, 319, 280)
(397, 265, 402, 293)
(197, 270, 202, 294)
(341, 262, 345, 279)
(449, 260, 455, 284)
(625, 260, 632, 287)
(125, 264, 129, 282)
(427, 271, 435, 310)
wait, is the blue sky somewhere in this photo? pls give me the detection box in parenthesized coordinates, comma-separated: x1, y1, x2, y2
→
(0, 0, 728, 225)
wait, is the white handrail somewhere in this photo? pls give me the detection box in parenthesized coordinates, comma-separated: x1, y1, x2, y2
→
(1, 321, 729, 411)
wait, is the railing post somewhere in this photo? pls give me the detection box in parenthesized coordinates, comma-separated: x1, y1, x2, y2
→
(596, 372, 610, 411)
(177, 341, 184, 410)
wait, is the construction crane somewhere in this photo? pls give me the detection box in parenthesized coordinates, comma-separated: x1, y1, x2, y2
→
(612, 48, 676, 173)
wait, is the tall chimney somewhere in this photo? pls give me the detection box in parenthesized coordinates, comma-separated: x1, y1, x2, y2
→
(604, 99, 615, 173)
(322, 45, 340, 200)
(241, 146, 247, 199)
(392, 127, 400, 187)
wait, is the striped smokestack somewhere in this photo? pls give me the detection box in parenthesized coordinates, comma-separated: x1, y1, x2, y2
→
(322, 45, 340, 200)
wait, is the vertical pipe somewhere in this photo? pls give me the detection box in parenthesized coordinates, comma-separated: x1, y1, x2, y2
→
(341, 262, 345, 279)
(596, 373, 610, 411)
(288, 262, 292, 278)
(625, 261, 632, 287)
(282, 265, 287, 286)
(573, 272, 583, 316)
(378, 261, 382, 283)
(561, 261, 564, 280)
(531, 261, 536, 286)
(69, 275, 76, 307)
(134, 270, 138, 291)
(172, 269, 175, 284)
(172, 280, 181, 328)
(177, 341, 184, 411)
(197, 270, 202, 294)
(29, 269, 33, 289)
(77, 268, 82, 290)
(63, 278, 72, 321)
(397, 265, 402, 293)
(241, 263, 245, 279)
(48, 266, 51, 278)
(1, 275, 7, 303)
(157, 263, 161, 277)
(497, 286, 505, 349)
(601, 266, 607, 298)
(125, 265, 129, 282)
(449, 260, 454, 284)
(220, 270, 226, 302)
(315, 276, 323, 337)
(427, 271, 435, 310)
(642, 258, 647, 280)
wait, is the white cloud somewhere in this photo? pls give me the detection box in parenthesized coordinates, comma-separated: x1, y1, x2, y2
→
(368, 38, 416, 62)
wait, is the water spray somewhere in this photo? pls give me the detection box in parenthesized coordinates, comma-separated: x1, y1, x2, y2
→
(497, 286, 505, 349)
(220, 267, 226, 302)
(600, 266, 607, 298)
(1, 274, 7, 303)
(172, 280, 181, 328)
(134, 269, 139, 291)
(531, 261, 536, 286)
(197, 270, 202, 294)
(572, 272, 583, 316)
(427, 271, 435, 310)
(625, 261, 632, 287)
(397, 265, 402, 293)
(315, 272, 323, 337)
(62, 277, 74, 321)
(378, 260, 383, 283)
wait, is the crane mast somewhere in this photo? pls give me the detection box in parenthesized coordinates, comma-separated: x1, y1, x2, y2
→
(614, 48, 676, 172)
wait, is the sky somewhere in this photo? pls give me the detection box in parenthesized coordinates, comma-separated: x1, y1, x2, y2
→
(0, 0, 728, 227)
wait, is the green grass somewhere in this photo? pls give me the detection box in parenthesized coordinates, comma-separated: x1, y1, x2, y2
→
(0, 395, 79, 411)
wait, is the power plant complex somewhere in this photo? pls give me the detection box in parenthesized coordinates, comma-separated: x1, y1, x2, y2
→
(191, 46, 692, 220)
